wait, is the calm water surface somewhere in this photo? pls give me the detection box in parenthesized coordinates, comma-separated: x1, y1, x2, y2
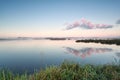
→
(0, 40, 120, 74)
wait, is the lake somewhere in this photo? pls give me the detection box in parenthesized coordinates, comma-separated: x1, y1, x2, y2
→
(0, 40, 120, 74)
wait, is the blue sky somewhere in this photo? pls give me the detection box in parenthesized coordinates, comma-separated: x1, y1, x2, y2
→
(0, 0, 120, 37)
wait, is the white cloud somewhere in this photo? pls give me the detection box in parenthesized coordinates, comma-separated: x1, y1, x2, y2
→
(65, 18, 113, 30)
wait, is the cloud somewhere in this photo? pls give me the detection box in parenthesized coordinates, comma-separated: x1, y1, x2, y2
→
(65, 18, 113, 30)
(116, 19, 120, 24)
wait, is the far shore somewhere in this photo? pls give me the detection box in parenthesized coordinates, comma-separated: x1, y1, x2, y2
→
(76, 39, 120, 45)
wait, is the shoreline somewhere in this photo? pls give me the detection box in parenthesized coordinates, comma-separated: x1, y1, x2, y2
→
(76, 39, 120, 45)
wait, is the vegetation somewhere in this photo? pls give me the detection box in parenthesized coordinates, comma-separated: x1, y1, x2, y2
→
(76, 39, 120, 45)
(0, 62, 120, 80)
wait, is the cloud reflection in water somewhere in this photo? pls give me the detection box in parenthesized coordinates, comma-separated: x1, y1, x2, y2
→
(63, 47, 113, 58)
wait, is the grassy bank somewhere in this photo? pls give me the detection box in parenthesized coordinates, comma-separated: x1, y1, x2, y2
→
(76, 39, 120, 45)
(0, 62, 120, 80)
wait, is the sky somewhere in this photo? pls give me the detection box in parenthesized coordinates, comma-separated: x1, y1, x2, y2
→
(0, 0, 120, 38)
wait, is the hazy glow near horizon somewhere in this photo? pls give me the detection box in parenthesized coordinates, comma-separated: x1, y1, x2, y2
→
(0, 0, 120, 37)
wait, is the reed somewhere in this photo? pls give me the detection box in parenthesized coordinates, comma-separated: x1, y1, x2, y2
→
(0, 62, 120, 80)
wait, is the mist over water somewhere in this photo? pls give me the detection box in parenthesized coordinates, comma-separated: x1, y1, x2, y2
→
(0, 40, 120, 74)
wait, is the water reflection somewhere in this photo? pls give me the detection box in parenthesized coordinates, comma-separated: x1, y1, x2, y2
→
(115, 53, 120, 58)
(63, 47, 113, 58)
(0, 40, 120, 74)
(114, 53, 120, 64)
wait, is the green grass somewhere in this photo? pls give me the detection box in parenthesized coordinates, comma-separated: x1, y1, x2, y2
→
(0, 62, 120, 80)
